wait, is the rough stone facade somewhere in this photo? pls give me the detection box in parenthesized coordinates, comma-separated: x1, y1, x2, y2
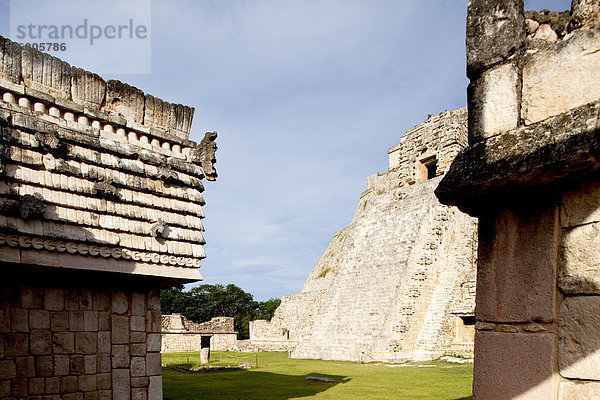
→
(251, 109, 477, 362)
(161, 315, 237, 352)
(436, 1, 600, 398)
(0, 35, 215, 400)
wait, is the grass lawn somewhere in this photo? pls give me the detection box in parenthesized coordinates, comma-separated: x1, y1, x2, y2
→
(162, 351, 473, 400)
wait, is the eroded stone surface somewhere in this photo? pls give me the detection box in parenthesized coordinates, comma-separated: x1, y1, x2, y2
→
(523, 28, 600, 124)
(476, 204, 559, 323)
(561, 180, 600, 228)
(473, 331, 557, 399)
(571, 0, 600, 30)
(468, 63, 519, 142)
(559, 296, 600, 380)
(466, 0, 524, 78)
(559, 380, 600, 399)
(560, 222, 600, 294)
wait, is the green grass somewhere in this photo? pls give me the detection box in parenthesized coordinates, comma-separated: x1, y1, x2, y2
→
(162, 351, 473, 400)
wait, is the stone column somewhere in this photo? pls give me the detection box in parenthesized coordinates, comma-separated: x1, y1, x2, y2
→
(436, 0, 600, 398)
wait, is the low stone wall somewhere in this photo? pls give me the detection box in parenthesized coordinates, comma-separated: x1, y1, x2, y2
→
(236, 340, 297, 353)
(161, 314, 238, 352)
(161, 333, 237, 352)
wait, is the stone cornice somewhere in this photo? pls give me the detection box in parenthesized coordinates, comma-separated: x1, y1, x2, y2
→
(435, 99, 600, 216)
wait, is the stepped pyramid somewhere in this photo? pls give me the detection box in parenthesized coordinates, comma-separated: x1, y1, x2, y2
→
(250, 108, 477, 361)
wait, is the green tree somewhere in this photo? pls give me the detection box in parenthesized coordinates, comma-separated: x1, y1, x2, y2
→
(160, 284, 281, 339)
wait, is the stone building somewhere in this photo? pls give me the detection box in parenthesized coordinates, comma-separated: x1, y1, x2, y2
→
(0, 36, 216, 399)
(250, 108, 478, 362)
(161, 314, 237, 353)
(436, 1, 600, 398)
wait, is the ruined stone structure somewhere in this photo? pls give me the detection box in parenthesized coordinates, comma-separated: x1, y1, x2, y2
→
(436, 1, 600, 398)
(251, 108, 478, 362)
(161, 314, 237, 353)
(0, 36, 216, 399)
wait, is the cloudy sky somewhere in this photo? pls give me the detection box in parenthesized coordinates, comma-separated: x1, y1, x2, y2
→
(1, 0, 571, 300)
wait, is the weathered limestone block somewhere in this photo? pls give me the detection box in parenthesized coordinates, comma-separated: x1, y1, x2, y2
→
(476, 204, 559, 323)
(78, 374, 96, 391)
(112, 369, 130, 400)
(466, 0, 524, 78)
(467, 63, 520, 143)
(561, 180, 600, 228)
(559, 380, 600, 399)
(559, 296, 600, 380)
(70, 354, 85, 375)
(571, 0, 600, 30)
(534, 24, 559, 41)
(51, 312, 68, 332)
(111, 291, 129, 315)
(29, 310, 49, 330)
(21, 47, 71, 100)
(35, 355, 52, 377)
(560, 222, 600, 294)
(144, 95, 194, 138)
(149, 376, 162, 400)
(16, 356, 35, 377)
(30, 330, 52, 355)
(112, 345, 130, 368)
(473, 331, 557, 399)
(145, 353, 161, 376)
(44, 288, 64, 311)
(111, 316, 130, 344)
(71, 68, 106, 109)
(102, 80, 145, 125)
(84, 355, 96, 374)
(131, 377, 148, 388)
(0, 359, 16, 378)
(0, 36, 21, 84)
(525, 9, 570, 38)
(522, 27, 600, 125)
(11, 308, 28, 332)
(144, 95, 167, 131)
(53, 332, 75, 354)
(74, 332, 97, 354)
(132, 387, 147, 400)
(131, 357, 146, 377)
(53, 355, 69, 375)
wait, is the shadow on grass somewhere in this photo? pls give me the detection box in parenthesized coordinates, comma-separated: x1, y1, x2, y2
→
(163, 368, 349, 400)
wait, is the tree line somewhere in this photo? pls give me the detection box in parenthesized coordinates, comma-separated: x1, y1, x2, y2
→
(160, 284, 281, 339)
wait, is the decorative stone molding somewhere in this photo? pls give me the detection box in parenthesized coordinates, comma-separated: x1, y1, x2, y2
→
(0, 232, 202, 267)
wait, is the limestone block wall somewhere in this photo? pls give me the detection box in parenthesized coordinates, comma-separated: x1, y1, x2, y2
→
(251, 109, 477, 362)
(0, 272, 163, 400)
(161, 333, 237, 353)
(436, 1, 600, 398)
(161, 315, 237, 352)
(181, 317, 234, 333)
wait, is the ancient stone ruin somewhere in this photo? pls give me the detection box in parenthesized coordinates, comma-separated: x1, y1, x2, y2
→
(436, 0, 600, 398)
(250, 108, 478, 362)
(0, 36, 215, 399)
(161, 314, 237, 353)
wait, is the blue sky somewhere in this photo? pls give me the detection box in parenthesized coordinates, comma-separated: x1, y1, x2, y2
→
(1, 0, 571, 300)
